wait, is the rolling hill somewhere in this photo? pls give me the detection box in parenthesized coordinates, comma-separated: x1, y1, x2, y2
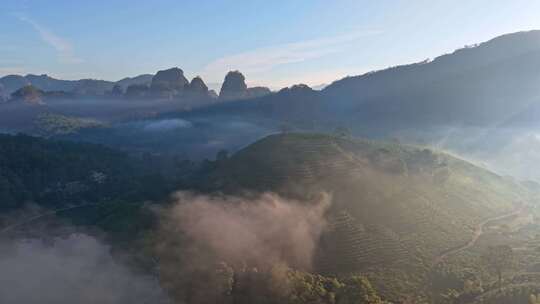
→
(0, 134, 179, 211)
(207, 132, 535, 299)
(322, 30, 540, 128)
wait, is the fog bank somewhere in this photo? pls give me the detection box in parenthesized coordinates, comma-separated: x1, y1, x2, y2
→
(0, 233, 170, 304)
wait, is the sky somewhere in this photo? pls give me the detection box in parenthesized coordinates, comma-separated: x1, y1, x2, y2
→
(1, 0, 540, 89)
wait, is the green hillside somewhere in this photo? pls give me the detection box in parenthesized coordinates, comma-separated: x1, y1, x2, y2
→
(0, 133, 186, 218)
(208, 133, 534, 300)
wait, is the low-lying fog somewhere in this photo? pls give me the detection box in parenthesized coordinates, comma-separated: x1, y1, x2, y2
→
(396, 125, 540, 182)
(4, 96, 540, 182)
(0, 234, 170, 304)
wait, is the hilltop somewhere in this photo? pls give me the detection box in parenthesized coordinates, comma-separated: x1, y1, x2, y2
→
(211, 133, 528, 258)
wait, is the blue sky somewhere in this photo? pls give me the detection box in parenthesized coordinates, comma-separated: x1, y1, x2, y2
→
(1, 0, 540, 89)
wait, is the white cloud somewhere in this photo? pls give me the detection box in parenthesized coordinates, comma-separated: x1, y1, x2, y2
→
(0, 234, 170, 304)
(201, 29, 381, 82)
(17, 15, 83, 64)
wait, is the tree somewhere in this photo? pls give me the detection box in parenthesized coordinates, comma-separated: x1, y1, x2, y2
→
(481, 245, 514, 291)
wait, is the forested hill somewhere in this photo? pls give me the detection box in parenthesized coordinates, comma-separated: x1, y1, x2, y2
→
(0, 134, 175, 210)
(208, 133, 534, 300)
(210, 133, 528, 258)
(321, 30, 540, 127)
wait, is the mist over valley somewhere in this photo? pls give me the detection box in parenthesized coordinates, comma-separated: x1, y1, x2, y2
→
(3, 3, 540, 303)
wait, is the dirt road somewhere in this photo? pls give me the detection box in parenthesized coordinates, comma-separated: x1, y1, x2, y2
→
(433, 205, 523, 265)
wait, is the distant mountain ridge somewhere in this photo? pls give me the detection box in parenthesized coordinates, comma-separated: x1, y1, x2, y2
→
(0, 69, 271, 101)
(115, 74, 154, 90)
(0, 74, 117, 95)
(0, 73, 157, 96)
(321, 30, 540, 127)
(184, 30, 540, 131)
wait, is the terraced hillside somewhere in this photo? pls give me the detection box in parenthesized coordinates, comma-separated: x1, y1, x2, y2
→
(316, 211, 409, 275)
(208, 133, 533, 298)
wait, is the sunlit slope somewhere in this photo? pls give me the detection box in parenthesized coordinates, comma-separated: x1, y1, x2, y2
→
(210, 133, 530, 268)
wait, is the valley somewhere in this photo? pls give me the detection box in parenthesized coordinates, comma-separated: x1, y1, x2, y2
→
(2, 10, 540, 302)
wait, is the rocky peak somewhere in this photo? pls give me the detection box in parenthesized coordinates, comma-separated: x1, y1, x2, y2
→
(151, 67, 189, 90)
(219, 71, 248, 100)
(187, 76, 209, 93)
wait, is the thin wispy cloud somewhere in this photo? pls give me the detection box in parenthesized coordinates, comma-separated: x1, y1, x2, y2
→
(202, 29, 381, 80)
(17, 15, 83, 64)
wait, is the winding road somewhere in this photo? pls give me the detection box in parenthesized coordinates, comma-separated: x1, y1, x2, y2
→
(433, 205, 524, 266)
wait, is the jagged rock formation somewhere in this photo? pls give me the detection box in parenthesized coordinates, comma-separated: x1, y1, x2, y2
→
(150, 67, 188, 98)
(184, 76, 209, 98)
(0, 68, 267, 101)
(219, 71, 270, 101)
(219, 71, 248, 101)
(123, 71, 216, 101)
(10, 85, 44, 105)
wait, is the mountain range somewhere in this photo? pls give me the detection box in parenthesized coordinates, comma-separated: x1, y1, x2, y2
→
(192, 30, 540, 132)
(0, 68, 271, 102)
(3, 30, 540, 180)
